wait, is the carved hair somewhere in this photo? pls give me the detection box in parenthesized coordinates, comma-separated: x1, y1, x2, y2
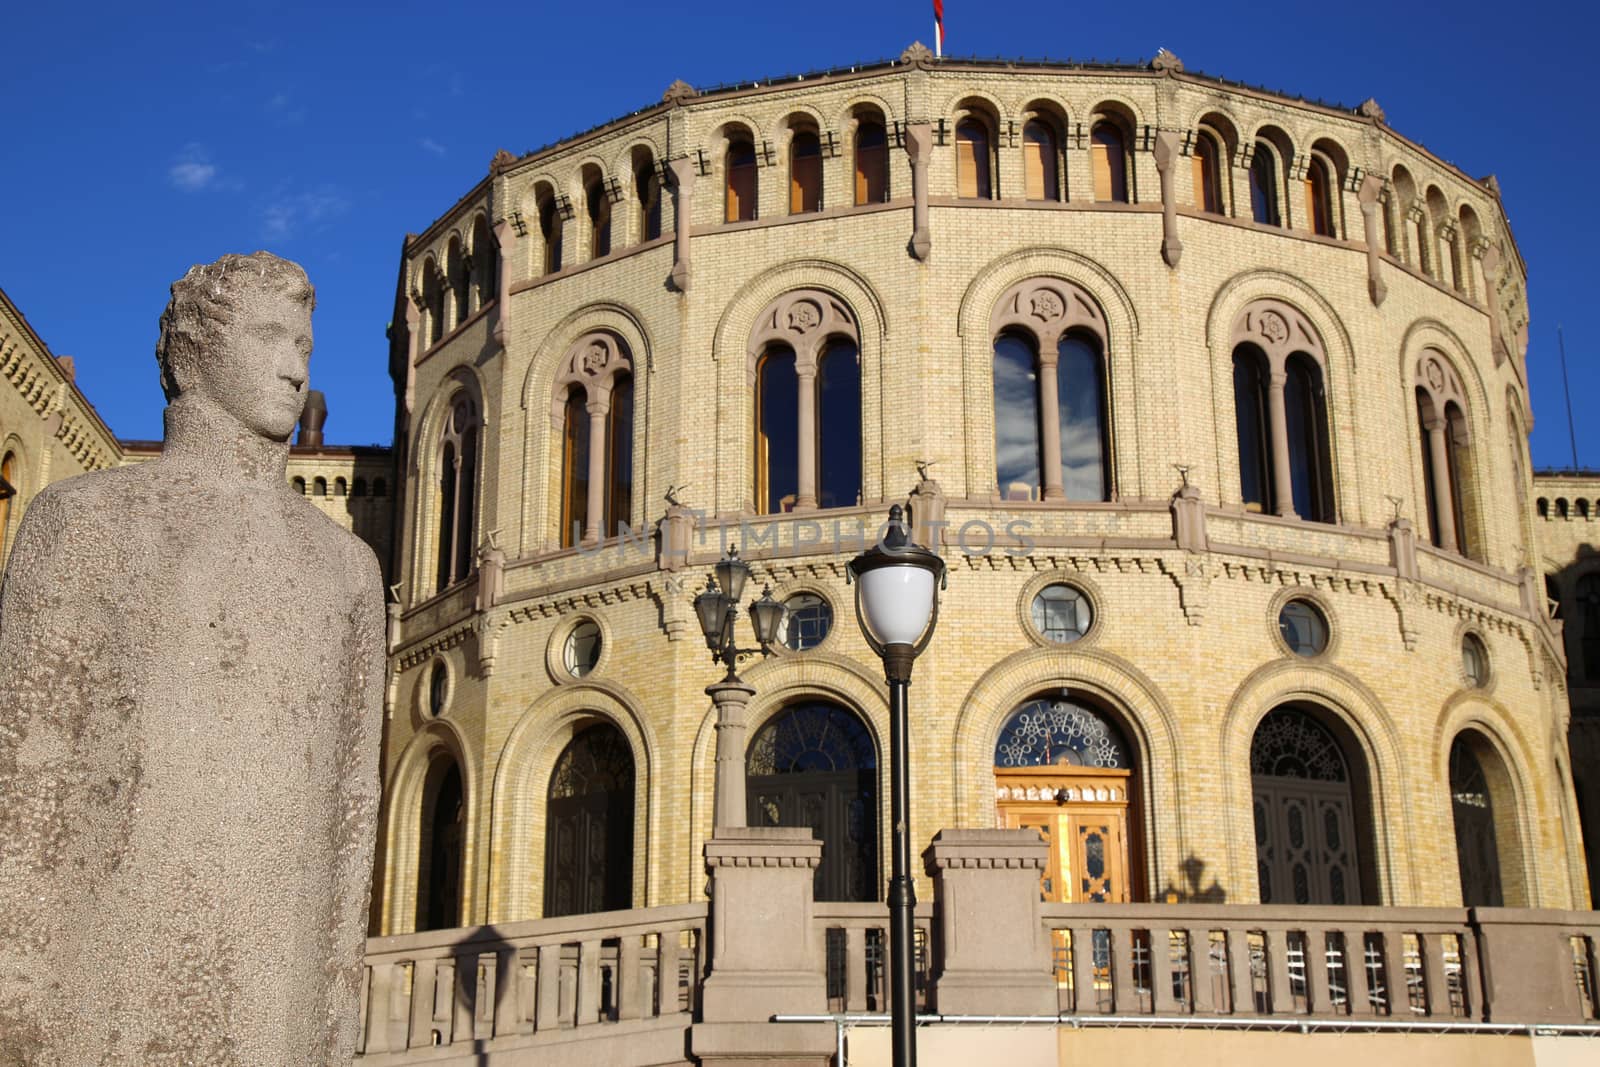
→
(156, 251, 315, 402)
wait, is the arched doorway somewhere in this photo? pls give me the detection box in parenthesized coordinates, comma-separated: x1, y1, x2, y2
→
(746, 701, 878, 902)
(1450, 732, 1516, 907)
(993, 697, 1139, 904)
(1250, 705, 1368, 905)
(544, 722, 635, 917)
(416, 758, 464, 931)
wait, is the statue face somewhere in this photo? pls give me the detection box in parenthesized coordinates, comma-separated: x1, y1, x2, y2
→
(195, 288, 312, 441)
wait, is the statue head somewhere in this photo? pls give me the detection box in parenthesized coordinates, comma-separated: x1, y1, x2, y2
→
(157, 251, 315, 442)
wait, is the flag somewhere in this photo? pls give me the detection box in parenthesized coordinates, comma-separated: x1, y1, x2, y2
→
(934, 0, 944, 56)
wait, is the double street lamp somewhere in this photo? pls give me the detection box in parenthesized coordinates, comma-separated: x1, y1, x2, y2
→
(847, 504, 946, 1067)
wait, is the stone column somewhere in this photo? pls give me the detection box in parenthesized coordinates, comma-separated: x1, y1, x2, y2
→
(584, 397, 610, 544)
(492, 217, 516, 344)
(1037, 350, 1065, 501)
(924, 829, 1057, 1015)
(1153, 130, 1183, 268)
(795, 364, 819, 510)
(708, 678, 755, 831)
(1425, 414, 1458, 552)
(667, 156, 695, 291)
(906, 121, 933, 261)
(1267, 369, 1295, 518)
(1358, 174, 1388, 306)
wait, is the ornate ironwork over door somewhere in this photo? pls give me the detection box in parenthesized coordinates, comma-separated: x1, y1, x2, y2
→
(544, 723, 635, 918)
(746, 702, 878, 902)
(1251, 707, 1362, 906)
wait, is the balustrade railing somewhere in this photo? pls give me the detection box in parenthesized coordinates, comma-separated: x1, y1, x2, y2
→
(812, 902, 935, 1015)
(357, 903, 705, 1057)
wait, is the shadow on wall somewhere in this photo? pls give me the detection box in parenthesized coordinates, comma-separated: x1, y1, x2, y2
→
(1158, 855, 1228, 904)
(1550, 545, 1600, 909)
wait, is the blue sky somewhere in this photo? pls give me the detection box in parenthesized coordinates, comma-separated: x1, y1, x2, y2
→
(3, 1, 1595, 467)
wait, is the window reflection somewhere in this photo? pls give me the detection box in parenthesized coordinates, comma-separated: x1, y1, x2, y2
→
(817, 341, 861, 509)
(560, 387, 590, 547)
(994, 333, 1041, 499)
(756, 347, 799, 513)
(1233, 346, 1272, 512)
(956, 119, 992, 199)
(1057, 333, 1108, 500)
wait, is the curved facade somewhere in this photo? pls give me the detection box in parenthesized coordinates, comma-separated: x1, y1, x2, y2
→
(376, 47, 1582, 937)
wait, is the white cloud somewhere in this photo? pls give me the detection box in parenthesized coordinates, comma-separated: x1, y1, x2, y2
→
(168, 144, 218, 191)
(420, 138, 447, 157)
(261, 186, 348, 241)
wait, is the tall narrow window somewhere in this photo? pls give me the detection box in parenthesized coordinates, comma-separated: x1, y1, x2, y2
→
(1416, 385, 1474, 557)
(606, 376, 633, 535)
(790, 129, 822, 214)
(423, 261, 444, 345)
(816, 341, 861, 508)
(560, 386, 590, 548)
(1057, 333, 1109, 500)
(0, 451, 15, 563)
(1193, 134, 1221, 214)
(540, 196, 563, 274)
(636, 162, 662, 241)
(545, 723, 635, 917)
(1250, 146, 1279, 226)
(1091, 122, 1127, 203)
(447, 238, 469, 327)
(1304, 157, 1334, 237)
(586, 175, 611, 258)
(1450, 736, 1504, 908)
(854, 119, 888, 204)
(726, 138, 757, 222)
(1234, 347, 1273, 512)
(1382, 196, 1397, 255)
(435, 394, 479, 592)
(1283, 355, 1334, 522)
(1023, 120, 1059, 201)
(471, 215, 496, 309)
(1446, 403, 1473, 558)
(994, 333, 1042, 500)
(755, 347, 799, 513)
(956, 119, 991, 200)
(416, 759, 464, 932)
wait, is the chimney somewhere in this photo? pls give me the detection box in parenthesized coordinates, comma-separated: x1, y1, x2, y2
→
(298, 389, 327, 448)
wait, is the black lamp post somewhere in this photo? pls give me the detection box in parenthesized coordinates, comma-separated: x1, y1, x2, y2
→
(846, 505, 945, 1067)
(693, 546, 786, 832)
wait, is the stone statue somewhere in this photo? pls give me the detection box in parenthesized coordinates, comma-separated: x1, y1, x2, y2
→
(0, 252, 385, 1065)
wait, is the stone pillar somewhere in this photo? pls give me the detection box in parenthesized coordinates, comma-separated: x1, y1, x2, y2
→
(1425, 415, 1458, 552)
(1153, 130, 1183, 268)
(667, 156, 695, 291)
(1171, 482, 1207, 551)
(924, 830, 1057, 1015)
(795, 366, 818, 510)
(584, 398, 610, 545)
(492, 217, 516, 344)
(1388, 516, 1419, 580)
(907, 475, 947, 550)
(658, 502, 696, 572)
(708, 678, 755, 832)
(1358, 175, 1388, 306)
(906, 122, 933, 261)
(1267, 369, 1295, 518)
(1473, 908, 1591, 1023)
(1037, 351, 1065, 501)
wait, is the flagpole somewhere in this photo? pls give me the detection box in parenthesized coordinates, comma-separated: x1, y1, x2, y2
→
(935, 22, 942, 57)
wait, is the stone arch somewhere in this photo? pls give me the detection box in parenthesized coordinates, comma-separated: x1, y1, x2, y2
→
(711, 261, 887, 515)
(958, 247, 1139, 501)
(409, 366, 487, 602)
(1403, 325, 1490, 561)
(952, 644, 1184, 893)
(836, 91, 900, 130)
(1221, 659, 1412, 904)
(381, 718, 474, 934)
(487, 679, 658, 922)
(745, 289, 861, 382)
(1433, 695, 1541, 906)
(609, 134, 667, 181)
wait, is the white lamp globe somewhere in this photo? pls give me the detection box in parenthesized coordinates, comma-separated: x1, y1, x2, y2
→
(858, 565, 935, 648)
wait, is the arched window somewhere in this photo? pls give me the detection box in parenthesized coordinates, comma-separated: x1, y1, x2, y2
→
(1230, 303, 1336, 522)
(1414, 351, 1475, 558)
(1251, 706, 1370, 906)
(726, 137, 757, 222)
(334, 477, 347, 496)
(1450, 735, 1504, 907)
(471, 215, 496, 309)
(313, 476, 327, 496)
(1023, 120, 1060, 201)
(1579, 574, 1600, 680)
(1250, 145, 1280, 225)
(538, 191, 563, 274)
(0, 451, 16, 563)
(1090, 122, 1127, 203)
(755, 346, 799, 513)
(554, 333, 636, 546)
(789, 127, 822, 214)
(352, 477, 367, 497)
(374, 477, 387, 497)
(747, 702, 878, 902)
(422, 259, 444, 345)
(955, 118, 992, 199)
(635, 156, 662, 241)
(416, 758, 464, 932)
(585, 169, 611, 259)
(291, 475, 306, 494)
(816, 342, 861, 508)
(1057, 333, 1109, 500)
(993, 333, 1041, 501)
(1304, 156, 1334, 237)
(446, 236, 469, 328)
(854, 118, 888, 204)
(1193, 132, 1222, 214)
(994, 697, 1137, 904)
(544, 723, 635, 917)
(435, 393, 478, 591)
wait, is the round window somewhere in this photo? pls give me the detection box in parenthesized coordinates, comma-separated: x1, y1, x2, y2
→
(1278, 599, 1328, 657)
(428, 661, 448, 717)
(779, 593, 832, 651)
(1462, 633, 1488, 687)
(563, 620, 602, 678)
(1031, 583, 1093, 644)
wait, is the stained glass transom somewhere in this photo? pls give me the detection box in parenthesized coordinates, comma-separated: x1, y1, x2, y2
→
(1250, 707, 1347, 781)
(548, 723, 635, 799)
(994, 699, 1129, 768)
(747, 702, 876, 776)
